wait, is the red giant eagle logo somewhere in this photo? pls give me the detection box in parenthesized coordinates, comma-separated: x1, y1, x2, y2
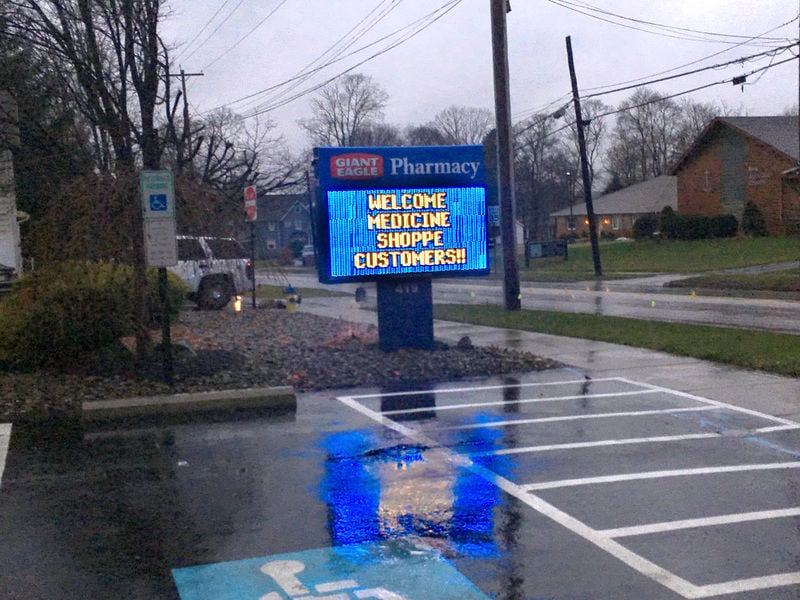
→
(330, 153, 383, 180)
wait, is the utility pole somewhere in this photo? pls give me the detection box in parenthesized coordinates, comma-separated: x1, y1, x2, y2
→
(169, 68, 204, 173)
(565, 36, 602, 276)
(490, 0, 521, 310)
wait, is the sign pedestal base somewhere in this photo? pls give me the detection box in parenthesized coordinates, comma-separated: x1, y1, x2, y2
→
(377, 278, 433, 352)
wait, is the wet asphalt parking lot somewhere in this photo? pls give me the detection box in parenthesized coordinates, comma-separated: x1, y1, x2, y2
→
(1, 369, 799, 600)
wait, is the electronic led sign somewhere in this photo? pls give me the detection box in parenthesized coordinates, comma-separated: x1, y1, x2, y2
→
(316, 146, 489, 283)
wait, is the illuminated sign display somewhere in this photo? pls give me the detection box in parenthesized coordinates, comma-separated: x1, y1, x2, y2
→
(316, 146, 489, 283)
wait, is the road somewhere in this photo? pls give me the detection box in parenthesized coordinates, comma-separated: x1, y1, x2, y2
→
(265, 271, 800, 335)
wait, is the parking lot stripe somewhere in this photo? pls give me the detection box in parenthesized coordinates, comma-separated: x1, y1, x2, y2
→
(429, 405, 717, 431)
(521, 461, 800, 491)
(381, 389, 662, 416)
(0, 423, 10, 489)
(691, 572, 800, 598)
(600, 507, 800, 538)
(617, 378, 800, 430)
(339, 378, 800, 599)
(338, 394, 702, 599)
(471, 432, 723, 457)
(472, 424, 798, 457)
(346, 377, 625, 400)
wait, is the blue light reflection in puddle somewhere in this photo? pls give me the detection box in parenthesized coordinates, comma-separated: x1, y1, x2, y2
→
(320, 387, 518, 560)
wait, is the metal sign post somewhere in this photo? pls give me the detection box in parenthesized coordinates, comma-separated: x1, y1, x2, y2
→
(141, 170, 177, 383)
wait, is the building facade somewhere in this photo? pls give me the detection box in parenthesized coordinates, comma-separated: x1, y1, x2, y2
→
(550, 176, 677, 238)
(670, 116, 800, 235)
(253, 193, 313, 259)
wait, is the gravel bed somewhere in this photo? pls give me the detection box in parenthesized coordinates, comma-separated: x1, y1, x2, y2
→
(0, 308, 561, 422)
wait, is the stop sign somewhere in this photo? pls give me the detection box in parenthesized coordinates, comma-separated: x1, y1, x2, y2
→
(244, 186, 257, 222)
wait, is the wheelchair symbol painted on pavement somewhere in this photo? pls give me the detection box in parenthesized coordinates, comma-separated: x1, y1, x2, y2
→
(172, 543, 490, 599)
(259, 559, 407, 600)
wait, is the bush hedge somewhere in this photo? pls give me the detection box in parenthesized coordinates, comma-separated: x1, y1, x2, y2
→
(0, 261, 186, 370)
(633, 209, 739, 241)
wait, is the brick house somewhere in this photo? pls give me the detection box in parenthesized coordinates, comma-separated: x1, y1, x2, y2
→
(669, 116, 800, 235)
(550, 176, 676, 238)
(253, 193, 313, 259)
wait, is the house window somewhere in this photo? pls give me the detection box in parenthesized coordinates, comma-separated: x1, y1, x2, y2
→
(611, 216, 621, 230)
(703, 170, 711, 192)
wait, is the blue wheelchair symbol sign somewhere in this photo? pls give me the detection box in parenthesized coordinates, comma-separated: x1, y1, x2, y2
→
(149, 193, 168, 211)
(172, 542, 490, 600)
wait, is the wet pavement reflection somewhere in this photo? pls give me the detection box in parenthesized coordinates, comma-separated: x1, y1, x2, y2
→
(2, 373, 800, 599)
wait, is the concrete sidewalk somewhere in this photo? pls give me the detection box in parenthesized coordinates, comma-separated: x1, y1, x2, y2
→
(298, 295, 800, 424)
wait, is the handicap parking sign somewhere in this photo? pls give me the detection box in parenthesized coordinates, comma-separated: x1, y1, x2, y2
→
(149, 193, 167, 211)
(172, 542, 489, 600)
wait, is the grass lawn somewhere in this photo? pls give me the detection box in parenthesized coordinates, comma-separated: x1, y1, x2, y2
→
(519, 237, 800, 280)
(668, 269, 800, 293)
(433, 304, 800, 378)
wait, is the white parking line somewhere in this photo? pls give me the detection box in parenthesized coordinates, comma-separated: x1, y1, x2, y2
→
(471, 424, 799, 457)
(522, 461, 800, 491)
(617, 378, 800, 430)
(339, 377, 800, 599)
(381, 389, 662, 415)
(427, 405, 717, 431)
(0, 423, 11, 489)
(692, 572, 800, 598)
(471, 432, 723, 456)
(600, 507, 800, 538)
(346, 377, 625, 400)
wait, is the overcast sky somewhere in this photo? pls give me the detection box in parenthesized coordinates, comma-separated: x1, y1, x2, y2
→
(161, 0, 798, 151)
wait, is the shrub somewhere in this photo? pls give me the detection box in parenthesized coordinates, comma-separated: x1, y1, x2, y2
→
(659, 206, 679, 239)
(276, 247, 294, 266)
(742, 201, 767, 237)
(632, 213, 659, 239)
(0, 261, 185, 370)
(709, 214, 738, 238)
(289, 239, 305, 259)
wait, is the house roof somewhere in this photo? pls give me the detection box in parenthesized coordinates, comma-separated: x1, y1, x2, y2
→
(256, 193, 307, 221)
(671, 116, 799, 174)
(550, 175, 676, 217)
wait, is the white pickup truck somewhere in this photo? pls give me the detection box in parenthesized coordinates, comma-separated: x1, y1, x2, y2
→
(170, 236, 254, 309)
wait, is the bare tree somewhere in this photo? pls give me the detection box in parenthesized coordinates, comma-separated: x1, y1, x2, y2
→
(404, 124, 447, 146)
(430, 105, 493, 144)
(5, 0, 172, 356)
(563, 98, 610, 189)
(351, 123, 404, 146)
(513, 115, 571, 240)
(299, 73, 388, 147)
(605, 89, 683, 184)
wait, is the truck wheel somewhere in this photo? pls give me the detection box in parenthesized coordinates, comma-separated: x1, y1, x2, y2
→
(198, 277, 232, 310)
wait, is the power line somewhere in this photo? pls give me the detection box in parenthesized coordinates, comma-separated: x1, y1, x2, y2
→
(515, 53, 798, 145)
(561, 0, 795, 42)
(581, 43, 797, 100)
(235, 0, 465, 120)
(174, 0, 232, 63)
(580, 15, 799, 95)
(202, 0, 290, 70)
(179, 0, 247, 63)
(234, 0, 402, 114)
(546, 0, 795, 45)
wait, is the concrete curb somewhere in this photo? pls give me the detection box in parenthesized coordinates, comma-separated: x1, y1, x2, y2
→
(81, 386, 296, 422)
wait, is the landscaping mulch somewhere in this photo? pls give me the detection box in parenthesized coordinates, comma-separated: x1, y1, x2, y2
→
(0, 308, 561, 422)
